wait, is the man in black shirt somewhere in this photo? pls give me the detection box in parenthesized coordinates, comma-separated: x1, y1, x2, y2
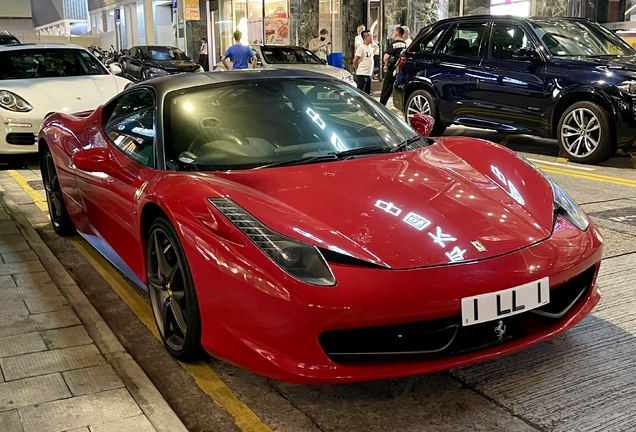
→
(379, 27, 407, 106)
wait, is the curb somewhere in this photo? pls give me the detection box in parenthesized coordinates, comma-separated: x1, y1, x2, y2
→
(0, 191, 189, 432)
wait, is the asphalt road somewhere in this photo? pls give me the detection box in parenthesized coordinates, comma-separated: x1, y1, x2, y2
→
(1, 127, 636, 432)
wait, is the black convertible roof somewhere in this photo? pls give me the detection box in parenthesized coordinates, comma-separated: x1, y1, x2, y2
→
(129, 68, 339, 96)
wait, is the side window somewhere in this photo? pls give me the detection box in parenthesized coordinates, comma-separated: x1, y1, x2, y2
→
(490, 23, 533, 60)
(437, 22, 488, 58)
(416, 26, 448, 53)
(104, 89, 156, 168)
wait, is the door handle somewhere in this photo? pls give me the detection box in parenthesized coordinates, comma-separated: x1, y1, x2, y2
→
(482, 65, 497, 71)
(423, 58, 441, 65)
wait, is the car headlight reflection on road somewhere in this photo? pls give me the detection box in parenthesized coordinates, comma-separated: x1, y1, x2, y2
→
(208, 198, 336, 286)
(0, 90, 32, 112)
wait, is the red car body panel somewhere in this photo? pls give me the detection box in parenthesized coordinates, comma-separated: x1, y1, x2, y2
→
(39, 98, 603, 384)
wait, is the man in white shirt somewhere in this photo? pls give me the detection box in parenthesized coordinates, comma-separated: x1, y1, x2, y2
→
(402, 26, 412, 46)
(353, 30, 374, 94)
(199, 38, 208, 71)
(354, 25, 365, 55)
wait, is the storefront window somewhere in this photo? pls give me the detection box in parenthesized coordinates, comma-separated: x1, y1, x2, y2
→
(264, 0, 289, 44)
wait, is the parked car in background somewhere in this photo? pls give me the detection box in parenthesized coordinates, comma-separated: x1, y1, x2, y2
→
(40, 69, 602, 383)
(120, 45, 203, 82)
(0, 31, 20, 45)
(0, 44, 130, 155)
(394, 16, 636, 164)
(249, 44, 355, 85)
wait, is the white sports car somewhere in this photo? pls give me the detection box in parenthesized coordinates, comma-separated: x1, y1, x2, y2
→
(0, 44, 130, 154)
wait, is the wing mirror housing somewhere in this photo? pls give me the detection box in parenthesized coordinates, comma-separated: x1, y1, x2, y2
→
(512, 47, 538, 61)
(410, 113, 436, 137)
(72, 147, 114, 172)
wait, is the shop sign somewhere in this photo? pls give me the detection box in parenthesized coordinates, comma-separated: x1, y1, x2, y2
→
(264, 17, 289, 45)
(185, 0, 200, 20)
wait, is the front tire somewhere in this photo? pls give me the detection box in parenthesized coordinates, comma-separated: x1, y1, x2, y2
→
(557, 101, 615, 164)
(146, 217, 204, 362)
(405, 89, 447, 136)
(41, 146, 74, 236)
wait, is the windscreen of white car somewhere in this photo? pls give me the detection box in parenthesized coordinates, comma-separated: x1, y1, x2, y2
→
(164, 78, 428, 170)
(531, 20, 636, 57)
(260, 46, 323, 64)
(0, 48, 108, 79)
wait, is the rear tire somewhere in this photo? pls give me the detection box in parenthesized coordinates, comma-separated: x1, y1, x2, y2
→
(41, 146, 75, 236)
(146, 217, 204, 362)
(405, 89, 447, 136)
(557, 101, 615, 164)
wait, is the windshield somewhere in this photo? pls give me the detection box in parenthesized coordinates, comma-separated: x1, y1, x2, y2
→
(260, 46, 324, 64)
(0, 48, 108, 79)
(164, 79, 423, 170)
(146, 47, 190, 61)
(530, 20, 635, 56)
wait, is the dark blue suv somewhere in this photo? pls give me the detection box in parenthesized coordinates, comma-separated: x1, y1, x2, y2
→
(393, 16, 636, 164)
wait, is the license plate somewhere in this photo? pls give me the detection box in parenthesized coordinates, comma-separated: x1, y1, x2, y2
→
(316, 92, 339, 100)
(461, 277, 550, 326)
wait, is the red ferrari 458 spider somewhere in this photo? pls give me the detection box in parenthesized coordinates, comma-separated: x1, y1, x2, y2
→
(39, 70, 603, 384)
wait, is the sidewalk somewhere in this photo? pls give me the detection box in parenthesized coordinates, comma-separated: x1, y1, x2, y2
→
(0, 187, 188, 432)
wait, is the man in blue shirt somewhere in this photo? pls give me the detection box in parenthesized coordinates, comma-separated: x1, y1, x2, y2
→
(221, 31, 256, 70)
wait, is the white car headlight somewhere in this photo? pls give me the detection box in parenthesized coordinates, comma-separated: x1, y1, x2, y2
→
(0, 90, 32, 112)
(208, 198, 336, 286)
(617, 80, 636, 95)
(516, 154, 589, 231)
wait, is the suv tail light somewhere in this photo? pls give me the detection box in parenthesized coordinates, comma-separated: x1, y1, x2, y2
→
(396, 55, 407, 70)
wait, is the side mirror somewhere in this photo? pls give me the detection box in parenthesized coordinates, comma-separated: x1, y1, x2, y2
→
(410, 113, 435, 138)
(512, 47, 538, 61)
(72, 147, 115, 172)
(321, 58, 327, 65)
(256, 59, 263, 67)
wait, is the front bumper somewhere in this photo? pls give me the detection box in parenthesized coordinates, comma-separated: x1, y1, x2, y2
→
(1, 113, 39, 154)
(186, 216, 603, 384)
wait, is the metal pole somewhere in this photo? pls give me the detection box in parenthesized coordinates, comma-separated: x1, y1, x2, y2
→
(207, 1, 215, 70)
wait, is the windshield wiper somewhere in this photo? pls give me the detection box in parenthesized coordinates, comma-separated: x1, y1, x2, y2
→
(391, 135, 423, 153)
(257, 154, 339, 169)
(333, 145, 386, 158)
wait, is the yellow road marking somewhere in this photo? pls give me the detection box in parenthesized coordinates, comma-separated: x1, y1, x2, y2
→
(499, 135, 515, 147)
(69, 237, 274, 432)
(535, 164, 636, 188)
(555, 157, 569, 163)
(8, 170, 48, 212)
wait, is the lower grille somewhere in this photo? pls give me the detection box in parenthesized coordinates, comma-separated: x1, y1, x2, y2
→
(6, 133, 36, 145)
(320, 265, 596, 364)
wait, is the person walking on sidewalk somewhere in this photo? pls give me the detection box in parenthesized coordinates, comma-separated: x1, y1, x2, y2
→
(402, 26, 412, 46)
(309, 29, 330, 62)
(353, 30, 374, 94)
(221, 31, 256, 70)
(379, 27, 407, 105)
(354, 25, 365, 55)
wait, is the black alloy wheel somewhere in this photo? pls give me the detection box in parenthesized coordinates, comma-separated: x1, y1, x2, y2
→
(405, 89, 447, 136)
(557, 101, 614, 164)
(146, 217, 203, 361)
(41, 146, 74, 235)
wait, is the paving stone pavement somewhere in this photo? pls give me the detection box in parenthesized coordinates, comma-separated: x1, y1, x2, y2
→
(0, 189, 188, 432)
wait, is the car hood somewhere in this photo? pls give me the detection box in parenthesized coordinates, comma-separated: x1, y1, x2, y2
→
(7, 75, 129, 112)
(203, 139, 555, 269)
(554, 55, 636, 73)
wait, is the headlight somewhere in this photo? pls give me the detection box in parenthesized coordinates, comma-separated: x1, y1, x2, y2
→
(208, 198, 336, 286)
(147, 67, 169, 77)
(195, 65, 204, 73)
(0, 90, 32, 112)
(516, 154, 589, 231)
(617, 80, 636, 94)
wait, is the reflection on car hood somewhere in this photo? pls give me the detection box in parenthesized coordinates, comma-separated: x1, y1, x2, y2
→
(555, 55, 636, 72)
(206, 140, 555, 269)
(4, 75, 129, 112)
(149, 60, 198, 71)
